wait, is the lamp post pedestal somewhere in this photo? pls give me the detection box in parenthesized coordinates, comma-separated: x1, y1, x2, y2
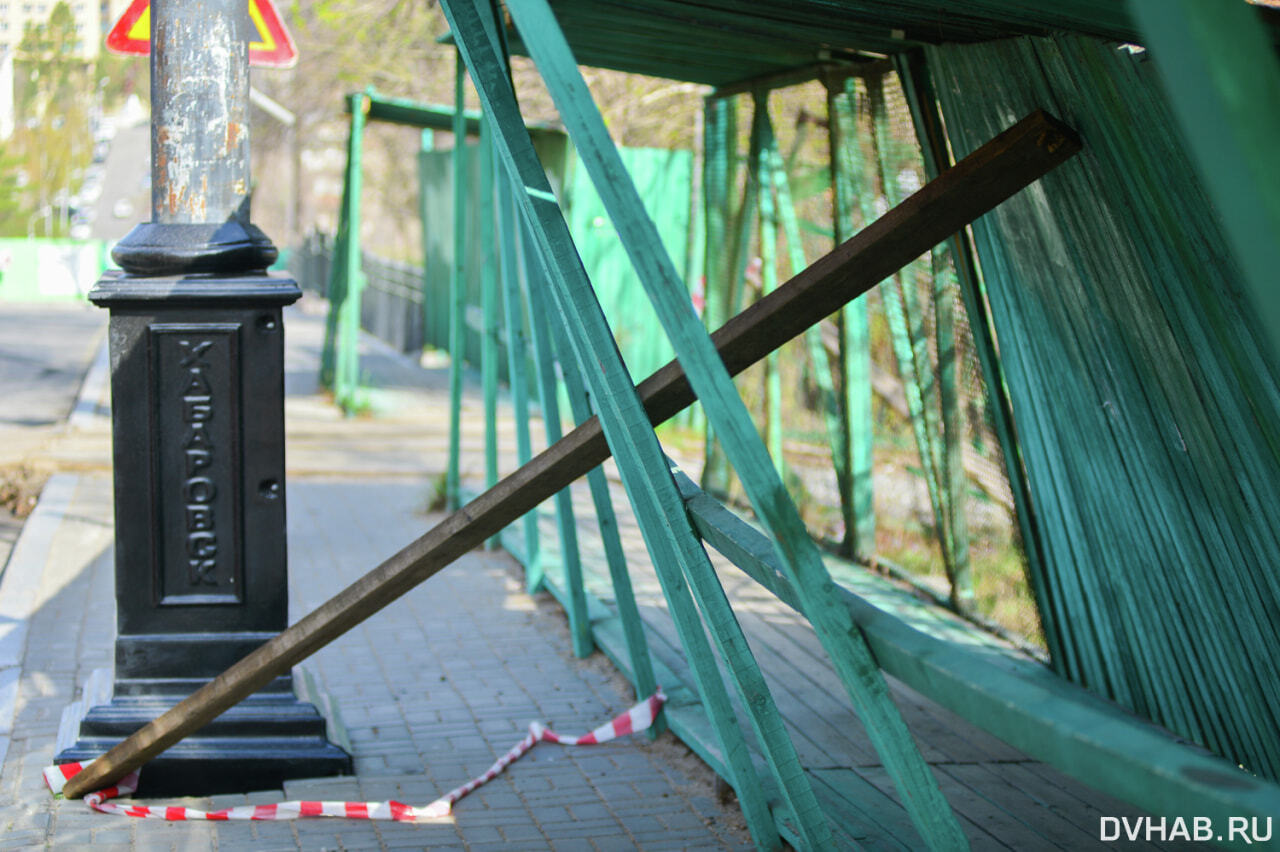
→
(54, 272, 351, 794)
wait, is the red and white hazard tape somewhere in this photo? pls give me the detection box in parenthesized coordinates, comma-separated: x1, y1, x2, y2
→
(45, 688, 664, 822)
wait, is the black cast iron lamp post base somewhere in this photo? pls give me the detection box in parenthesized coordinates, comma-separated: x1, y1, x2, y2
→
(53, 0, 351, 795)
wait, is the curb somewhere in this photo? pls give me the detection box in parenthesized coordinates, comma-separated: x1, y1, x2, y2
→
(68, 333, 110, 431)
(0, 474, 78, 777)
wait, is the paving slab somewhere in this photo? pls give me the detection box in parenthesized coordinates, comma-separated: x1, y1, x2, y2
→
(0, 471, 749, 849)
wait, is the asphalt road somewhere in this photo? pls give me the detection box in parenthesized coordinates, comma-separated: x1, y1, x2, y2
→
(89, 111, 151, 243)
(0, 302, 105, 572)
(0, 303, 105, 427)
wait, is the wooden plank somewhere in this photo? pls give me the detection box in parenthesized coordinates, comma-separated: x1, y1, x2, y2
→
(811, 768, 930, 850)
(857, 765, 1016, 851)
(56, 105, 1081, 802)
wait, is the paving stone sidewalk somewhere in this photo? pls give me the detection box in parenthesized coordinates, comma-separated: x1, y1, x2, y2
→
(0, 304, 752, 850)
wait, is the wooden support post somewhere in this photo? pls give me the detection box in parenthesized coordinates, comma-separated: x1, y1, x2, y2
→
(335, 92, 369, 412)
(57, 107, 1080, 802)
(320, 111, 356, 389)
(447, 50, 468, 511)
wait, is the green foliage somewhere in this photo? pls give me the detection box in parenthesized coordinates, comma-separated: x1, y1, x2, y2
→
(96, 51, 149, 110)
(9, 1, 94, 237)
(0, 146, 30, 237)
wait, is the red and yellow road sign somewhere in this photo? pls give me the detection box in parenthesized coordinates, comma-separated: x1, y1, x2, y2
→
(105, 0, 298, 68)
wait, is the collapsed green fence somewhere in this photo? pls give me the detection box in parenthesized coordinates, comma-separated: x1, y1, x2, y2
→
(928, 32, 1280, 784)
(300, 4, 1280, 845)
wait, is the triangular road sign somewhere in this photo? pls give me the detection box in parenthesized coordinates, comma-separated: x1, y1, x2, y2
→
(106, 0, 297, 68)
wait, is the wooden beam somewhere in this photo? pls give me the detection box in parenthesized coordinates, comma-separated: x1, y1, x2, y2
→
(59, 109, 1079, 800)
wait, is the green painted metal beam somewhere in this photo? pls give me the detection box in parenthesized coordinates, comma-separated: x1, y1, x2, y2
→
(505, 0, 966, 846)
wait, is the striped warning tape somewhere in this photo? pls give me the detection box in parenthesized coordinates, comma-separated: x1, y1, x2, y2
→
(45, 688, 665, 821)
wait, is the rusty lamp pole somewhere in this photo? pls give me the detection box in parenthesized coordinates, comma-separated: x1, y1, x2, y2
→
(54, 0, 351, 793)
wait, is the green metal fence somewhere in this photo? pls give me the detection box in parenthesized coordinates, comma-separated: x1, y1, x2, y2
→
(0, 238, 112, 301)
(300, 6, 1280, 845)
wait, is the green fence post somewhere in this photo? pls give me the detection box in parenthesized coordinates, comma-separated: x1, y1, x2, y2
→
(700, 95, 734, 497)
(751, 92, 784, 476)
(496, 169, 541, 582)
(441, 1, 785, 843)
(320, 116, 354, 390)
(520, 222, 594, 658)
(479, 118, 501, 547)
(334, 91, 368, 412)
(500, 0, 967, 845)
(447, 49, 469, 511)
(827, 75, 876, 560)
(418, 128, 434, 352)
(756, 100, 852, 555)
(866, 73, 963, 602)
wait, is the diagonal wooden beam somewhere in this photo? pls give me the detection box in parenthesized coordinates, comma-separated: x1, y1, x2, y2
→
(60, 109, 1079, 800)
